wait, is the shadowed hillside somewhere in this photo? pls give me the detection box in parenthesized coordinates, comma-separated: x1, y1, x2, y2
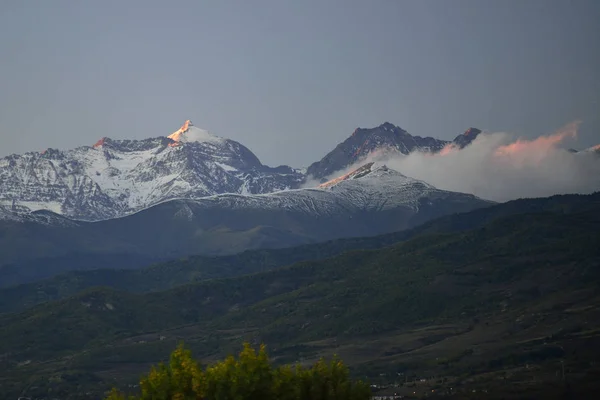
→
(0, 194, 599, 399)
(1, 192, 597, 312)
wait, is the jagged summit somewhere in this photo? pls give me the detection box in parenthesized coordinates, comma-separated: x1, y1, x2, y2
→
(93, 137, 107, 148)
(90, 120, 225, 151)
(171, 119, 193, 135)
(0, 120, 304, 221)
(352, 122, 409, 137)
(463, 127, 482, 137)
(307, 122, 479, 181)
(376, 121, 402, 132)
(167, 120, 224, 146)
(452, 127, 482, 149)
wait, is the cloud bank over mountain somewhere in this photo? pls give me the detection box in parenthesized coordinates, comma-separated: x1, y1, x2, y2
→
(313, 122, 600, 202)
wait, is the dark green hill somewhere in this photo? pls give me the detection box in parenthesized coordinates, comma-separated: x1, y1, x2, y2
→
(0, 253, 162, 288)
(1, 196, 599, 399)
(1, 192, 597, 313)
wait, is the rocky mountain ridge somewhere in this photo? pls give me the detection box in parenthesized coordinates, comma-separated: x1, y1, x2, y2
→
(0, 120, 304, 221)
(0, 162, 492, 271)
(305, 123, 482, 180)
(0, 121, 482, 221)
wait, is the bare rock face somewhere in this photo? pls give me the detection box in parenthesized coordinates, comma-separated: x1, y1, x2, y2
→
(306, 123, 482, 181)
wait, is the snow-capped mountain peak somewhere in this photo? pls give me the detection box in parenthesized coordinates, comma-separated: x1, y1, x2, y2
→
(93, 137, 108, 148)
(0, 121, 305, 221)
(167, 120, 225, 146)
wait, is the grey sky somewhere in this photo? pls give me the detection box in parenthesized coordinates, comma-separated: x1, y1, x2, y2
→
(1, 0, 598, 168)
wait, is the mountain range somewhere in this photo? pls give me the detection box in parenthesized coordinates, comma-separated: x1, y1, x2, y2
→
(0, 121, 483, 221)
(0, 163, 492, 283)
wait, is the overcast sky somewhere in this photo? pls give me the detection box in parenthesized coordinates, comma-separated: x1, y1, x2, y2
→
(1, 0, 598, 167)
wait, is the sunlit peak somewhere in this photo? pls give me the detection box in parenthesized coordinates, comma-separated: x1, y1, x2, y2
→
(168, 120, 193, 142)
(93, 137, 108, 148)
(167, 120, 225, 147)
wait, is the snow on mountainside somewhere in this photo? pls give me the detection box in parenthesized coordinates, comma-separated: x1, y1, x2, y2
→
(0, 204, 75, 226)
(0, 120, 486, 222)
(0, 163, 492, 268)
(0, 162, 488, 226)
(156, 162, 488, 218)
(0, 120, 304, 221)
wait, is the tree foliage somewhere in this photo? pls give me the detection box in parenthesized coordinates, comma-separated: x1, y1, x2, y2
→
(107, 342, 370, 400)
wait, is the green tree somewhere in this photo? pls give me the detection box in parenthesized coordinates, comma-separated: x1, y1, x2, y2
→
(296, 357, 371, 400)
(107, 342, 370, 400)
(107, 343, 202, 400)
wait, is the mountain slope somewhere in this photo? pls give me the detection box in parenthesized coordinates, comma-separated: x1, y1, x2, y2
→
(0, 120, 304, 221)
(306, 123, 482, 180)
(0, 164, 492, 272)
(0, 202, 598, 399)
(0, 192, 596, 312)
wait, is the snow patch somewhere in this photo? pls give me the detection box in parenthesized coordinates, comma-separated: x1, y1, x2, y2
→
(5, 200, 64, 214)
(215, 162, 238, 172)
